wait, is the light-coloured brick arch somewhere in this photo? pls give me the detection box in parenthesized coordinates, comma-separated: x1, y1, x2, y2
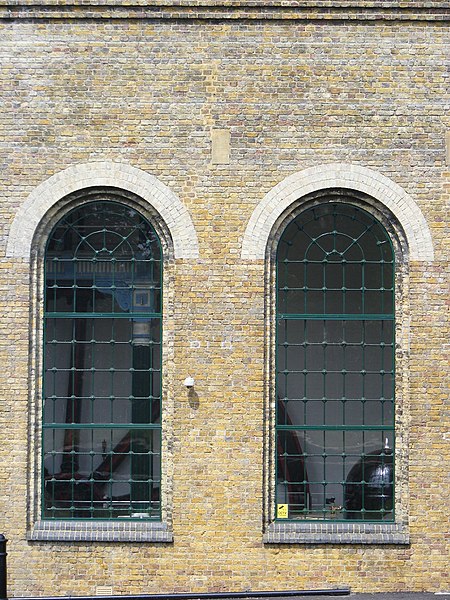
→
(6, 161, 199, 259)
(241, 163, 434, 261)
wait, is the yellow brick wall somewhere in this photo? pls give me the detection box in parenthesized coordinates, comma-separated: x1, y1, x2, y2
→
(0, 4, 449, 595)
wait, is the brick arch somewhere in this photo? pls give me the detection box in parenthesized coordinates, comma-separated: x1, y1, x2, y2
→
(6, 161, 199, 260)
(241, 163, 434, 261)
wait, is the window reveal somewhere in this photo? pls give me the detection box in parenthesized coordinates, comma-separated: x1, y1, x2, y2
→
(275, 203, 395, 521)
(43, 201, 162, 520)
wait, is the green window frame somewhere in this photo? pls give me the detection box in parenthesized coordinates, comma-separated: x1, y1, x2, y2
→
(275, 202, 395, 522)
(42, 200, 162, 521)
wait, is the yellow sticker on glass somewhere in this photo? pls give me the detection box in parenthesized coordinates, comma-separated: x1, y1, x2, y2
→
(277, 504, 288, 519)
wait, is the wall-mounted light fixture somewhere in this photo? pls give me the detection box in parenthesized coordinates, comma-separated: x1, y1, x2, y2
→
(183, 376, 195, 388)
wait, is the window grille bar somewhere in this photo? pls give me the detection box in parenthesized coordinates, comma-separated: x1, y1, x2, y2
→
(43, 423, 162, 429)
(277, 425, 394, 431)
(45, 312, 162, 319)
(278, 314, 393, 320)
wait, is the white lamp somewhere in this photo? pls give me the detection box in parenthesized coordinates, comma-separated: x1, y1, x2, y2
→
(183, 376, 195, 388)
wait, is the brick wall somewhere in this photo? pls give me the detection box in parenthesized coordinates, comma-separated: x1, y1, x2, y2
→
(0, 2, 448, 595)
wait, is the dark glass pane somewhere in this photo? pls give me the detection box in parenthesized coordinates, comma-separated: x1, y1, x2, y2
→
(346, 290, 363, 313)
(383, 373, 394, 400)
(325, 290, 343, 313)
(383, 262, 394, 289)
(325, 262, 343, 289)
(326, 345, 344, 371)
(364, 320, 382, 343)
(305, 345, 322, 370)
(382, 400, 394, 426)
(305, 400, 324, 425)
(365, 291, 383, 313)
(325, 320, 343, 343)
(345, 263, 362, 289)
(324, 399, 342, 424)
(306, 373, 323, 399)
(286, 344, 305, 372)
(306, 320, 324, 343)
(286, 372, 306, 400)
(278, 262, 305, 291)
(344, 320, 363, 343)
(345, 373, 363, 400)
(279, 398, 306, 426)
(285, 289, 306, 314)
(305, 263, 323, 290)
(325, 373, 343, 400)
(365, 263, 382, 289)
(306, 242, 325, 262)
(344, 400, 364, 425)
(305, 290, 323, 314)
(346, 346, 363, 371)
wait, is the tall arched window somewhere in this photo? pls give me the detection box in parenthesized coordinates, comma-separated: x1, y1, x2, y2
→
(276, 202, 395, 522)
(43, 201, 162, 520)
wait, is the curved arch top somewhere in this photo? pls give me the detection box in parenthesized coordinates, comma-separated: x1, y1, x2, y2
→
(241, 163, 434, 262)
(6, 161, 199, 260)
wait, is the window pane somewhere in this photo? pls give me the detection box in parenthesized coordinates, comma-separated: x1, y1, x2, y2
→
(43, 428, 161, 519)
(45, 203, 162, 315)
(276, 202, 395, 521)
(43, 201, 162, 520)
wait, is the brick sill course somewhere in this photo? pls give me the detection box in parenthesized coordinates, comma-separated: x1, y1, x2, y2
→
(264, 521, 410, 544)
(28, 520, 173, 543)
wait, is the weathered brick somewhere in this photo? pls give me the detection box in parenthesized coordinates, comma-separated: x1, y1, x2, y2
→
(0, 1, 448, 596)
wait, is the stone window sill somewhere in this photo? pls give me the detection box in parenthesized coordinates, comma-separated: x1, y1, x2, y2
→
(264, 521, 409, 545)
(28, 520, 173, 543)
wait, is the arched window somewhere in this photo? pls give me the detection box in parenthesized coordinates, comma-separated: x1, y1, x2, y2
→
(276, 202, 395, 522)
(43, 201, 162, 520)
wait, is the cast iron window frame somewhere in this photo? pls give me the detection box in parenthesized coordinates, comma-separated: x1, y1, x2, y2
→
(264, 189, 410, 544)
(41, 197, 164, 523)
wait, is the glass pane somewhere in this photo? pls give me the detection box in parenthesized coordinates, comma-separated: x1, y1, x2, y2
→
(305, 373, 323, 399)
(285, 289, 306, 314)
(346, 290, 363, 314)
(278, 399, 307, 426)
(305, 263, 323, 290)
(346, 346, 363, 371)
(345, 263, 362, 290)
(344, 400, 364, 426)
(306, 320, 324, 343)
(325, 372, 343, 400)
(286, 372, 306, 400)
(326, 345, 344, 371)
(325, 261, 344, 291)
(324, 399, 342, 424)
(325, 290, 343, 314)
(305, 400, 324, 425)
(305, 345, 322, 370)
